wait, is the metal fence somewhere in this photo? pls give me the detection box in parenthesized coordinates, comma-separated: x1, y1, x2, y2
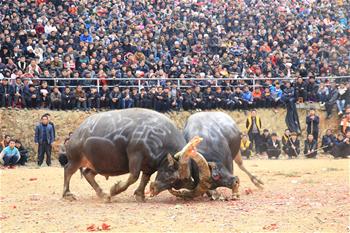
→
(17, 75, 350, 92)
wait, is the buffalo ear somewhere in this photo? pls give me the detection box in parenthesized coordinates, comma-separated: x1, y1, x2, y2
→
(167, 153, 175, 167)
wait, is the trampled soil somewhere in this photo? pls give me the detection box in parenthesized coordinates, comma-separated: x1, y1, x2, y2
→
(0, 158, 349, 232)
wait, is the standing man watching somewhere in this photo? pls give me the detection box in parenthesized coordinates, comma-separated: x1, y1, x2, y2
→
(306, 108, 320, 143)
(35, 115, 55, 167)
(246, 109, 262, 155)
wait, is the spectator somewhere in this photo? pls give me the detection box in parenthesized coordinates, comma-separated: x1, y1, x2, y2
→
(43, 113, 56, 139)
(331, 132, 350, 158)
(121, 87, 134, 109)
(88, 86, 100, 111)
(340, 106, 350, 135)
(0, 79, 14, 108)
(39, 81, 51, 108)
(336, 83, 348, 116)
(240, 134, 252, 159)
(295, 77, 307, 103)
(281, 129, 291, 155)
(304, 134, 318, 159)
(109, 86, 121, 110)
(13, 77, 24, 108)
(15, 140, 28, 165)
(260, 129, 271, 157)
(325, 83, 339, 119)
(267, 132, 281, 159)
(1, 135, 11, 150)
(75, 85, 87, 111)
(99, 85, 110, 109)
(50, 86, 62, 110)
(306, 77, 318, 102)
(61, 86, 75, 110)
(306, 108, 320, 142)
(321, 129, 336, 153)
(182, 87, 195, 111)
(317, 83, 329, 106)
(34, 115, 55, 167)
(285, 132, 300, 159)
(0, 139, 20, 166)
(241, 85, 253, 110)
(245, 109, 262, 155)
(23, 84, 39, 109)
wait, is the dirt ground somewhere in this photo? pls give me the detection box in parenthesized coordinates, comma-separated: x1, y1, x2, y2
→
(0, 158, 349, 232)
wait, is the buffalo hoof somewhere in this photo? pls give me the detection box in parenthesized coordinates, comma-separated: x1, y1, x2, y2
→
(231, 193, 240, 200)
(134, 194, 146, 203)
(97, 191, 109, 199)
(103, 195, 112, 203)
(63, 192, 77, 201)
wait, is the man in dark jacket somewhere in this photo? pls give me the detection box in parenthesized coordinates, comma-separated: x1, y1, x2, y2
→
(304, 134, 317, 158)
(182, 87, 195, 111)
(321, 129, 336, 153)
(305, 76, 318, 102)
(0, 79, 14, 108)
(99, 84, 110, 109)
(202, 86, 215, 110)
(306, 108, 320, 142)
(325, 83, 339, 119)
(34, 115, 55, 166)
(109, 85, 122, 109)
(23, 84, 39, 109)
(267, 132, 281, 159)
(193, 86, 203, 110)
(285, 132, 300, 158)
(295, 77, 307, 103)
(331, 131, 350, 158)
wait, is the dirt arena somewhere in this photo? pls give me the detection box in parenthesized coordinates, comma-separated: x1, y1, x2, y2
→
(0, 158, 349, 232)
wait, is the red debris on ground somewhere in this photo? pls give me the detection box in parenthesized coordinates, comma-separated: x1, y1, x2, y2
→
(245, 188, 253, 195)
(101, 223, 111, 231)
(29, 178, 38, 181)
(86, 224, 97, 232)
(263, 223, 278, 231)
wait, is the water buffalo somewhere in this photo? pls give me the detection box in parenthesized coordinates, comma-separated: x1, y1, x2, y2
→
(63, 108, 210, 202)
(168, 112, 263, 199)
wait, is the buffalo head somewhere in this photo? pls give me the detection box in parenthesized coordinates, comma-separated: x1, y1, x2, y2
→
(149, 136, 211, 197)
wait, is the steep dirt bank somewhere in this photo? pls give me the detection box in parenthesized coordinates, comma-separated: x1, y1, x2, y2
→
(0, 108, 339, 160)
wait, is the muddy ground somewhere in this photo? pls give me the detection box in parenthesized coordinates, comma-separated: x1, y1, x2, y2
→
(0, 158, 349, 232)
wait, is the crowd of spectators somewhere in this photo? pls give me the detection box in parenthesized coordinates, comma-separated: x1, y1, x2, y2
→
(0, 0, 349, 113)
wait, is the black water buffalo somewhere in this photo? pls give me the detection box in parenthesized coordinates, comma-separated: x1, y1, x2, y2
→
(169, 112, 263, 199)
(63, 108, 209, 202)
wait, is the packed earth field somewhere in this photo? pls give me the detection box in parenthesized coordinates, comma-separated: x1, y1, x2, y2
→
(0, 158, 349, 232)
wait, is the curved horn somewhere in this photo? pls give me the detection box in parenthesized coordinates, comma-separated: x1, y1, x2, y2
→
(175, 136, 203, 180)
(169, 151, 211, 199)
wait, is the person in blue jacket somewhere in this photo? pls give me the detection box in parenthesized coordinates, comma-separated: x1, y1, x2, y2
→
(79, 30, 93, 43)
(34, 115, 55, 166)
(0, 139, 20, 166)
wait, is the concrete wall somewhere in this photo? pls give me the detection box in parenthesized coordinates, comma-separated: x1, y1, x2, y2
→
(0, 108, 339, 161)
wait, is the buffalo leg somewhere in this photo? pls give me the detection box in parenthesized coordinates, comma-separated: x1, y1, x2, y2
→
(109, 151, 142, 199)
(63, 161, 81, 200)
(231, 176, 240, 199)
(234, 151, 264, 189)
(134, 173, 151, 202)
(82, 168, 108, 199)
